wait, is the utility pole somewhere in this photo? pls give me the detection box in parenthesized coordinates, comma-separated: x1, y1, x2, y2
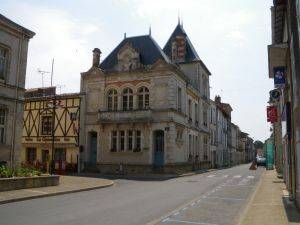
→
(51, 58, 54, 87)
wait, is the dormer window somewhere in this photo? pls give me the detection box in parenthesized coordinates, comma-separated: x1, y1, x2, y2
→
(117, 43, 140, 71)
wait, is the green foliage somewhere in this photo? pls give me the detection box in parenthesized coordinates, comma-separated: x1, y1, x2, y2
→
(0, 165, 42, 178)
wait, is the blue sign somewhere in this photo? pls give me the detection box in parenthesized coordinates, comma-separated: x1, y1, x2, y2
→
(273, 67, 286, 88)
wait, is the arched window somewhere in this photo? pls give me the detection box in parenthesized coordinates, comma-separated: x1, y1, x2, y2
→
(122, 88, 133, 110)
(138, 86, 149, 109)
(107, 89, 118, 111)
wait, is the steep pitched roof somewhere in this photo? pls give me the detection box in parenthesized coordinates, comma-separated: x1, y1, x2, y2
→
(100, 35, 170, 71)
(163, 24, 200, 62)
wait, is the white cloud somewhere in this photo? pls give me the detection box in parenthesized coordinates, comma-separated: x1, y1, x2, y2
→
(2, 2, 100, 93)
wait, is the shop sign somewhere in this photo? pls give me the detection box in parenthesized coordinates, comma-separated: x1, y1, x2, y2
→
(267, 106, 277, 123)
(273, 66, 286, 88)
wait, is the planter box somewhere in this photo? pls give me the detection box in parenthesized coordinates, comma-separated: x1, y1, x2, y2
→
(0, 175, 60, 192)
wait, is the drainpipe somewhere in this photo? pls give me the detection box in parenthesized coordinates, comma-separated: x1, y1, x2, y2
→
(10, 34, 24, 168)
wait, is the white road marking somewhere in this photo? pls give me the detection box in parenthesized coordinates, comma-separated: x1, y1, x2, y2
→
(163, 218, 219, 225)
(233, 175, 241, 178)
(223, 175, 229, 178)
(203, 196, 245, 201)
(173, 212, 180, 216)
(191, 203, 196, 206)
(247, 176, 255, 179)
(207, 175, 216, 178)
(162, 217, 170, 222)
(182, 207, 188, 211)
(222, 184, 254, 187)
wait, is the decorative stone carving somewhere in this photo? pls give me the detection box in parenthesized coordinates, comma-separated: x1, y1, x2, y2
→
(117, 43, 140, 71)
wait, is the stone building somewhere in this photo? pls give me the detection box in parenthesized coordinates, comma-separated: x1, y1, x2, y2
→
(21, 87, 83, 173)
(267, 0, 300, 206)
(0, 14, 35, 165)
(229, 122, 239, 166)
(80, 23, 211, 173)
(213, 96, 232, 167)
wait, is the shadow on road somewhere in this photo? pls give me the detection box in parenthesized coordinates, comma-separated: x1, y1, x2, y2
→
(282, 196, 300, 223)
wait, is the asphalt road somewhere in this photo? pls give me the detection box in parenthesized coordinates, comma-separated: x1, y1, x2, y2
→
(0, 164, 263, 225)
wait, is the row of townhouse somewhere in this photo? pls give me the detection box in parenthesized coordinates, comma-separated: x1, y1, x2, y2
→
(0, 13, 255, 173)
(266, 0, 300, 207)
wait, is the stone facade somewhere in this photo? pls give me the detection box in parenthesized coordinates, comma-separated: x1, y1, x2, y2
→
(0, 14, 34, 165)
(80, 24, 211, 173)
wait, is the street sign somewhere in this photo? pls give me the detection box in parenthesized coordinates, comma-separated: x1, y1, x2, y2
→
(267, 106, 277, 123)
(269, 89, 281, 102)
(273, 67, 286, 88)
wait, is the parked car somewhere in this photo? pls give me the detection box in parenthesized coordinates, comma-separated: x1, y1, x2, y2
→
(256, 157, 266, 167)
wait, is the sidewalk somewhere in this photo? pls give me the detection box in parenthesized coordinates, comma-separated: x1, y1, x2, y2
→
(0, 175, 114, 205)
(238, 170, 300, 225)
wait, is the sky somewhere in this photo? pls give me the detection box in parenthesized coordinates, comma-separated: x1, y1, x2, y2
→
(1, 0, 274, 141)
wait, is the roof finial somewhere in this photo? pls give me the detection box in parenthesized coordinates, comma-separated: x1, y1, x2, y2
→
(149, 25, 151, 36)
(178, 10, 180, 25)
(181, 15, 183, 27)
(124, 32, 126, 39)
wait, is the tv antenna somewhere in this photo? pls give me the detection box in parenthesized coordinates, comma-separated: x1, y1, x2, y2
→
(56, 84, 66, 94)
(37, 68, 50, 87)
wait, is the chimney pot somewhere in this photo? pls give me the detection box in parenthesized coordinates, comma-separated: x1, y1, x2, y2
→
(92, 48, 101, 67)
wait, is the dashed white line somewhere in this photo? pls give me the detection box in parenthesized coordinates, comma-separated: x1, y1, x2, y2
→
(223, 175, 229, 178)
(247, 176, 255, 179)
(163, 218, 219, 225)
(233, 175, 241, 178)
(203, 196, 245, 201)
(207, 175, 216, 178)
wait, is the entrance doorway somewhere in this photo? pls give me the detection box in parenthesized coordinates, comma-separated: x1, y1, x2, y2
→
(153, 130, 164, 167)
(89, 132, 97, 165)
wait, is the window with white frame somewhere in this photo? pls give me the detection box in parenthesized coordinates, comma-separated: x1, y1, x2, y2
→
(188, 99, 192, 121)
(203, 137, 208, 160)
(41, 115, 52, 135)
(203, 104, 208, 127)
(111, 131, 117, 151)
(122, 88, 133, 110)
(135, 130, 141, 152)
(177, 87, 182, 111)
(119, 130, 125, 151)
(0, 108, 5, 144)
(107, 89, 118, 111)
(138, 86, 149, 109)
(127, 130, 133, 151)
(0, 46, 8, 80)
(195, 103, 198, 126)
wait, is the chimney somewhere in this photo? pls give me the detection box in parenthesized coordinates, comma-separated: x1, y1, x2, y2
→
(92, 48, 101, 67)
(215, 95, 221, 104)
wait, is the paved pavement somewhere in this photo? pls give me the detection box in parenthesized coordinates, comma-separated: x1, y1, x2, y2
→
(0, 164, 263, 225)
(238, 169, 300, 225)
(0, 175, 114, 204)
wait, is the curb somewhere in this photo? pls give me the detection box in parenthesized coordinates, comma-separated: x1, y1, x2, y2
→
(0, 181, 114, 205)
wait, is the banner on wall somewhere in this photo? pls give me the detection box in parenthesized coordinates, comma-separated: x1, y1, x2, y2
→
(267, 106, 277, 123)
(273, 66, 286, 88)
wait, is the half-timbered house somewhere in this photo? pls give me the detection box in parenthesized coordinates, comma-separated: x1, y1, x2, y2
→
(21, 87, 83, 173)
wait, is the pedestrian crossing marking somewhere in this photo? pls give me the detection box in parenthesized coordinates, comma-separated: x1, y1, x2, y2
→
(233, 175, 241, 178)
(207, 175, 216, 178)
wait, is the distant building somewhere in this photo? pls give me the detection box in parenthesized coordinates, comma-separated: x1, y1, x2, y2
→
(80, 23, 211, 173)
(21, 87, 83, 173)
(214, 96, 232, 167)
(0, 14, 35, 165)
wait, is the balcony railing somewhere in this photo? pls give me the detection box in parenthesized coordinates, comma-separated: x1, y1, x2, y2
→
(99, 109, 153, 123)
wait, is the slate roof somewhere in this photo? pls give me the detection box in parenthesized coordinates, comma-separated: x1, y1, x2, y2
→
(163, 24, 200, 62)
(100, 35, 171, 71)
(0, 13, 35, 38)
